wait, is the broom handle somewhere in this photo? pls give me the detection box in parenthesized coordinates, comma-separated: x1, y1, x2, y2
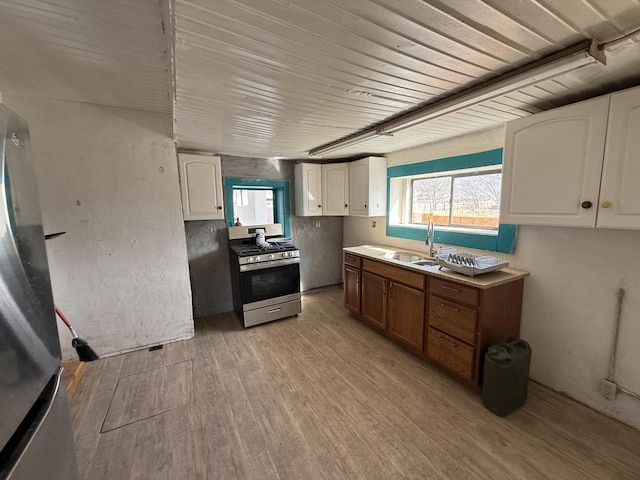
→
(54, 305, 79, 339)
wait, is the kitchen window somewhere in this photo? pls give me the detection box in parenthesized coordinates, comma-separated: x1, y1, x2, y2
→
(224, 178, 291, 237)
(231, 188, 275, 225)
(410, 169, 501, 230)
(387, 149, 516, 254)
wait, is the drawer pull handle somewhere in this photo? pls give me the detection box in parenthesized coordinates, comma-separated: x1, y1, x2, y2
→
(441, 284, 462, 293)
(441, 303, 460, 312)
(267, 308, 282, 314)
(437, 335, 458, 348)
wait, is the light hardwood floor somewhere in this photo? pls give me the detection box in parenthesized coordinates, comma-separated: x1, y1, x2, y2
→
(69, 288, 640, 479)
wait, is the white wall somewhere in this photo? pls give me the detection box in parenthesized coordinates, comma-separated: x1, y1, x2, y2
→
(2, 94, 194, 360)
(344, 127, 640, 430)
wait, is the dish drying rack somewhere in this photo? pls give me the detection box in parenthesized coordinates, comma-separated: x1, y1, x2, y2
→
(435, 247, 509, 277)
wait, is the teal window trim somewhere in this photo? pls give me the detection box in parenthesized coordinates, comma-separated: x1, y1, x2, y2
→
(224, 177, 292, 238)
(386, 148, 517, 254)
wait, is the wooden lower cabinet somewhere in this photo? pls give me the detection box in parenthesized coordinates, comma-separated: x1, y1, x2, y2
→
(426, 277, 524, 386)
(343, 252, 362, 315)
(426, 328, 474, 381)
(344, 252, 524, 389)
(387, 282, 425, 352)
(359, 259, 425, 352)
(361, 271, 387, 329)
(344, 265, 361, 315)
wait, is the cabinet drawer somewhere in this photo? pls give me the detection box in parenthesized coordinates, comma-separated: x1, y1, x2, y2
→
(362, 259, 425, 290)
(430, 278, 479, 306)
(429, 295, 477, 345)
(426, 328, 474, 381)
(344, 253, 362, 268)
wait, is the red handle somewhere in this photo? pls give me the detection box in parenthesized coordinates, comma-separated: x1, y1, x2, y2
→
(54, 304, 72, 329)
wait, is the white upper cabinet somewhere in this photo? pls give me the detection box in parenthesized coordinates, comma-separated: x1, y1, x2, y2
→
(294, 163, 322, 216)
(178, 154, 224, 221)
(295, 162, 350, 216)
(349, 156, 387, 217)
(597, 87, 640, 229)
(501, 95, 610, 227)
(322, 163, 350, 216)
(501, 84, 640, 229)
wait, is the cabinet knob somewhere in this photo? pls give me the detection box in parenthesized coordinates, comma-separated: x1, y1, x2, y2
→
(217, 205, 223, 210)
(601, 201, 613, 209)
(318, 205, 321, 208)
(344, 204, 348, 208)
(581, 201, 592, 209)
(364, 204, 367, 208)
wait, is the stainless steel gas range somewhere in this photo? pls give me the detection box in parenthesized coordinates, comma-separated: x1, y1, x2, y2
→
(228, 224, 302, 327)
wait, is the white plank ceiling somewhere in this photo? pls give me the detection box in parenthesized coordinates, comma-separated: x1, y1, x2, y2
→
(1, 0, 640, 159)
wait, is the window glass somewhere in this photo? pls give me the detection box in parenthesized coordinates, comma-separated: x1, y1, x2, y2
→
(232, 188, 274, 226)
(405, 169, 501, 231)
(223, 177, 292, 238)
(451, 173, 501, 228)
(411, 177, 452, 225)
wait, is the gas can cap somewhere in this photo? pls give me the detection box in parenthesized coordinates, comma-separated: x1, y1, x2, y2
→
(488, 345, 511, 364)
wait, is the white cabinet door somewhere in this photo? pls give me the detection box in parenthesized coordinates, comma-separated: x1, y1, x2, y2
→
(349, 156, 387, 217)
(178, 154, 224, 221)
(322, 163, 349, 216)
(597, 86, 640, 229)
(294, 163, 322, 216)
(501, 95, 609, 227)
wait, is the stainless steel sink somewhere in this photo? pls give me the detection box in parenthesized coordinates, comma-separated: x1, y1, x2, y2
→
(411, 260, 438, 267)
(382, 252, 424, 262)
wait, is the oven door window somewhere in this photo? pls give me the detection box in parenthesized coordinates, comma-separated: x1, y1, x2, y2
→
(240, 263, 300, 304)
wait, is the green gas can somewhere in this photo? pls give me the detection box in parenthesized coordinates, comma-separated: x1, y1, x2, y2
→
(482, 338, 531, 417)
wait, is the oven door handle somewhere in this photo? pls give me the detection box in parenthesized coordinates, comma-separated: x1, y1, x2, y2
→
(239, 257, 300, 272)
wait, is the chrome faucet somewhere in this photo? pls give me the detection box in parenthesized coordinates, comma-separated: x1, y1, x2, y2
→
(425, 219, 435, 258)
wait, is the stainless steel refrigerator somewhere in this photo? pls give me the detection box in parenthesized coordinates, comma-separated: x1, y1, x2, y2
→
(0, 104, 78, 479)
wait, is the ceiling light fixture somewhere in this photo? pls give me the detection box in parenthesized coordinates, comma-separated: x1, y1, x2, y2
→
(308, 39, 605, 157)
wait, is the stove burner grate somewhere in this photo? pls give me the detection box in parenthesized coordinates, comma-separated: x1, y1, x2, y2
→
(230, 242, 298, 256)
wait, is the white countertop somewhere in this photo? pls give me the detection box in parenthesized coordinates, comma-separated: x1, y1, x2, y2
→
(344, 245, 529, 289)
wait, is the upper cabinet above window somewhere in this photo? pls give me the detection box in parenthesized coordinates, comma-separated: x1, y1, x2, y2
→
(501, 84, 640, 229)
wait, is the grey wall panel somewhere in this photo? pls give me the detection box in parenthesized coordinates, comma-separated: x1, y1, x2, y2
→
(184, 219, 232, 318)
(293, 216, 343, 292)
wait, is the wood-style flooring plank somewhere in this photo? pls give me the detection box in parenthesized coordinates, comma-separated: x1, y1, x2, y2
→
(101, 360, 192, 432)
(119, 339, 193, 377)
(85, 405, 197, 480)
(69, 354, 125, 479)
(70, 287, 640, 480)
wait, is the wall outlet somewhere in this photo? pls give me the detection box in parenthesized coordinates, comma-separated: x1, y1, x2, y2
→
(600, 378, 617, 400)
(370, 220, 376, 228)
(314, 220, 321, 228)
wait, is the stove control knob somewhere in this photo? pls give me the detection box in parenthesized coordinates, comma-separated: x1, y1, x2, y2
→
(289, 252, 295, 257)
(268, 254, 274, 260)
(255, 256, 261, 262)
